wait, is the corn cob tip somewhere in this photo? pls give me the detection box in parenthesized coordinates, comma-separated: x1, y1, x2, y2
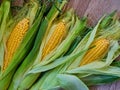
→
(41, 21, 66, 60)
(2, 18, 29, 71)
(80, 38, 110, 66)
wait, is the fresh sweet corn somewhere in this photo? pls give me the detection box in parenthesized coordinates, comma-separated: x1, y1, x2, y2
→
(80, 38, 110, 66)
(41, 21, 66, 59)
(3, 18, 29, 70)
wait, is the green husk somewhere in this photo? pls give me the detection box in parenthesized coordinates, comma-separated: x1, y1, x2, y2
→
(65, 24, 90, 56)
(9, 1, 67, 90)
(100, 10, 117, 29)
(35, 9, 74, 64)
(0, 69, 15, 90)
(8, 5, 46, 90)
(28, 48, 88, 74)
(48, 86, 64, 90)
(29, 16, 87, 74)
(31, 12, 120, 89)
(0, 1, 41, 89)
(0, 0, 40, 73)
(0, 0, 10, 43)
(18, 4, 69, 90)
(66, 29, 120, 76)
(80, 74, 119, 86)
(63, 13, 120, 88)
(1, 0, 40, 77)
(80, 56, 120, 86)
(0, 6, 3, 25)
(0, 41, 4, 72)
(57, 74, 89, 90)
(26, 0, 40, 26)
(112, 61, 120, 67)
(67, 16, 104, 70)
(30, 17, 88, 90)
(0, 1, 10, 70)
(30, 66, 64, 90)
(65, 36, 82, 55)
(30, 48, 88, 89)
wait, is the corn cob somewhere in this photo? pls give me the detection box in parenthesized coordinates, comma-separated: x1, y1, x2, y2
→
(0, 0, 40, 89)
(8, 1, 67, 89)
(29, 17, 87, 90)
(42, 21, 66, 59)
(3, 18, 29, 71)
(80, 38, 110, 66)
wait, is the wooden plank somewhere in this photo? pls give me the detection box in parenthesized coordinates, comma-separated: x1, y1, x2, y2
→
(84, 0, 120, 26)
(66, 0, 91, 17)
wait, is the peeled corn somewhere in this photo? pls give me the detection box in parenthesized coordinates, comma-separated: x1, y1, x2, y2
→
(42, 21, 66, 59)
(80, 38, 110, 66)
(3, 18, 29, 71)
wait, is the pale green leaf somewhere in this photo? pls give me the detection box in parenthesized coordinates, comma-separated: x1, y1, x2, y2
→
(0, 41, 4, 72)
(28, 49, 87, 74)
(68, 16, 104, 69)
(57, 74, 89, 90)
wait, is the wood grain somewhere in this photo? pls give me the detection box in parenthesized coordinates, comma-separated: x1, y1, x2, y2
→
(68, 0, 120, 26)
(66, 0, 91, 18)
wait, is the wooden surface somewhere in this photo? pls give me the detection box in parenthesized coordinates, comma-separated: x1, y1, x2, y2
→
(67, 0, 120, 90)
(67, 0, 120, 26)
